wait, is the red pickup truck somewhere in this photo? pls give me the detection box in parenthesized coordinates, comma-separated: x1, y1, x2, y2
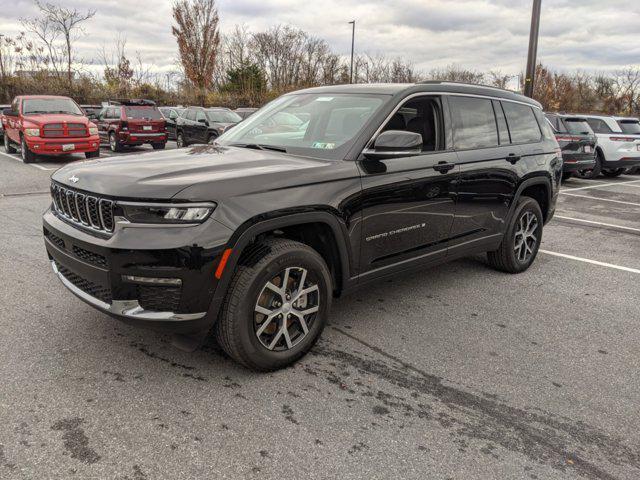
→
(2, 95, 100, 163)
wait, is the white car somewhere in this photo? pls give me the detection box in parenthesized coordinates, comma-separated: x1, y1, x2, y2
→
(580, 115, 640, 177)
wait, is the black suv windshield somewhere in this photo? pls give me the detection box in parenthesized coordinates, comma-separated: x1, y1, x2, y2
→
(564, 119, 593, 135)
(206, 109, 242, 123)
(217, 93, 387, 159)
(617, 120, 640, 134)
(124, 106, 163, 120)
(23, 98, 83, 115)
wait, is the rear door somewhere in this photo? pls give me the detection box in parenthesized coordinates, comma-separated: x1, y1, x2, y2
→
(358, 95, 460, 278)
(447, 95, 523, 256)
(194, 110, 209, 143)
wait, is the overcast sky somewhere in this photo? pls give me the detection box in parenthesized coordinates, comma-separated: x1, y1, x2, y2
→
(1, 0, 638, 78)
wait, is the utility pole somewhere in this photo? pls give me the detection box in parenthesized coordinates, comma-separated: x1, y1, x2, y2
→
(524, 0, 542, 98)
(349, 20, 355, 84)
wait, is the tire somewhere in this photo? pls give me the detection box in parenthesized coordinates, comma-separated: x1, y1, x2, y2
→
(109, 131, 123, 152)
(4, 132, 16, 153)
(561, 172, 572, 182)
(152, 142, 166, 150)
(20, 136, 37, 163)
(601, 168, 625, 177)
(176, 132, 186, 148)
(487, 196, 543, 274)
(207, 133, 218, 145)
(215, 238, 332, 371)
(85, 149, 100, 159)
(576, 151, 603, 179)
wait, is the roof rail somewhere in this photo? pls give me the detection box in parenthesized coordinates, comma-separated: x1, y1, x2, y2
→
(417, 80, 516, 94)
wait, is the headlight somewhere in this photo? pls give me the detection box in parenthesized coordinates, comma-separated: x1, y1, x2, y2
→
(88, 127, 98, 135)
(121, 203, 215, 224)
(24, 128, 40, 137)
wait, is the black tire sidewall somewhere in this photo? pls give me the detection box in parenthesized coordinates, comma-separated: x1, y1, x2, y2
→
(227, 247, 331, 370)
(504, 198, 543, 272)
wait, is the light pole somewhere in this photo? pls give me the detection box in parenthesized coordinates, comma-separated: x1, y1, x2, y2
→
(349, 20, 355, 84)
(524, 0, 542, 98)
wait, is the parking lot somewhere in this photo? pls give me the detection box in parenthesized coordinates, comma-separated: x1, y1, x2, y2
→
(1, 147, 639, 480)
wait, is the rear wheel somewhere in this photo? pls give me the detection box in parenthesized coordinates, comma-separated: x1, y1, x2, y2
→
(215, 238, 332, 371)
(576, 151, 603, 179)
(152, 142, 166, 150)
(109, 132, 123, 152)
(601, 168, 625, 177)
(487, 196, 543, 274)
(20, 136, 37, 163)
(4, 132, 16, 153)
(85, 149, 100, 159)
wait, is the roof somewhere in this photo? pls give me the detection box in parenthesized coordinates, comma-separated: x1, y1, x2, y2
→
(293, 82, 541, 107)
(579, 113, 640, 122)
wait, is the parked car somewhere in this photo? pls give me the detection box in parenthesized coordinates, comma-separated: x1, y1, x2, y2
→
(580, 114, 640, 177)
(2, 95, 100, 163)
(43, 82, 560, 370)
(96, 99, 167, 152)
(175, 107, 241, 147)
(545, 113, 597, 181)
(0, 104, 9, 137)
(159, 106, 185, 141)
(80, 104, 103, 121)
(234, 107, 258, 120)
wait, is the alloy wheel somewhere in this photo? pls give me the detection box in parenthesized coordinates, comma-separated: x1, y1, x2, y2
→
(177, 134, 184, 148)
(21, 138, 26, 161)
(254, 267, 320, 351)
(514, 211, 539, 263)
(109, 133, 116, 151)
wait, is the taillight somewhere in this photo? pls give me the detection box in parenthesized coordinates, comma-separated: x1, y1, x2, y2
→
(610, 136, 636, 142)
(555, 135, 582, 142)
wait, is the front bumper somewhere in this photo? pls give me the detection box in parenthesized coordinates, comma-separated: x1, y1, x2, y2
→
(26, 135, 100, 155)
(562, 153, 596, 173)
(119, 131, 167, 145)
(43, 207, 233, 333)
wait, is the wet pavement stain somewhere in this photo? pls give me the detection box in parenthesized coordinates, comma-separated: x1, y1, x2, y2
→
(305, 326, 640, 480)
(51, 418, 101, 464)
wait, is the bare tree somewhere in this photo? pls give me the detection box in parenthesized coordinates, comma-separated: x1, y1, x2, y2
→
(172, 0, 221, 105)
(31, 1, 95, 88)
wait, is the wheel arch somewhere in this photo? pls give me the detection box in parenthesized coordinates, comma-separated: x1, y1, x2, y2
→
(509, 176, 552, 224)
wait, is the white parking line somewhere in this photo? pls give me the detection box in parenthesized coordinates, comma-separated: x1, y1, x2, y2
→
(0, 149, 58, 171)
(540, 250, 640, 274)
(554, 215, 640, 233)
(560, 192, 640, 207)
(561, 179, 640, 192)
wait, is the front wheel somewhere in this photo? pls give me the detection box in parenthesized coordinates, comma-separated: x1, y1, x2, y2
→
(176, 132, 186, 148)
(487, 196, 543, 274)
(21, 136, 37, 163)
(85, 149, 100, 159)
(215, 238, 332, 371)
(601, 168, 625, 177)
(152, 142, 166, 150)
(4, 133, 17, 153)
(109, 132, 123, 152)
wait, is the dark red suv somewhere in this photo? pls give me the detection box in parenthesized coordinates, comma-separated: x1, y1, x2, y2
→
(96, 100, 167, 152)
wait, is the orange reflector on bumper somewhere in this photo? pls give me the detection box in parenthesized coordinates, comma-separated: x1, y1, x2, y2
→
(215, 248, 232, 279)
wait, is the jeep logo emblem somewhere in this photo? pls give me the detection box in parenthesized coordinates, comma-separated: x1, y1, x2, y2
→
(69, 175, 79, 183)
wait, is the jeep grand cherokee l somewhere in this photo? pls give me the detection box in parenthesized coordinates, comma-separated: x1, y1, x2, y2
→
(545, 113, 596, 181)
(43, 82, 561, 371)
(3, 95, 100, 163)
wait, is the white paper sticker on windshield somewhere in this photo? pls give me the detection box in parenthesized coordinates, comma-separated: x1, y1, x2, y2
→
(315, 97, 334, 102)
(312, 142, 335, 149)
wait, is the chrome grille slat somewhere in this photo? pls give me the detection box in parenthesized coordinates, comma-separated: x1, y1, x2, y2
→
(51, 183, 115, 233)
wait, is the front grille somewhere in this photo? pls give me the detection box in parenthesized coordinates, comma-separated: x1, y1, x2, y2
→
(42, 122, 88, 138)
(138, 286, 181, 312)
(72, 245, 108, 268)
(56, 262, 112, 304)
(51, 183, 115, 233)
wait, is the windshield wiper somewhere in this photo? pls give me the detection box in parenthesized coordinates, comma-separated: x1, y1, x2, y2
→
(230, 143, 287, 153)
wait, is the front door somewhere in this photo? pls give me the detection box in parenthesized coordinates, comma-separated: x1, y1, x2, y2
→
(357, 95, 459, 278)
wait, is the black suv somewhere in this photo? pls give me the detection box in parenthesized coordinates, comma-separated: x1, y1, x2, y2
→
(43, 83, 561, 371)
(175, 107, 242, 147)
(545, 113, 597, 181)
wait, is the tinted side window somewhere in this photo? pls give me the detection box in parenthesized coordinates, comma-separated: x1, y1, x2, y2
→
(492, 100, 510, 145)
(196, 110, 207, 122)
(585, 118, 612, 134)
(449, 96, 498, 150)
(502, 102, 541, 144)
(185, 109, 196, 121)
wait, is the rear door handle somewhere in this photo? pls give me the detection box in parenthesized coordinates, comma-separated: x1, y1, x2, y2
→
(506, 153, 521, 164)
(433, 161, 455, 173)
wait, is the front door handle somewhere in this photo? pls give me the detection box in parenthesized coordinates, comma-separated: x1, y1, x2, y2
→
(433, 161, 455, 173)
(506, 153, 522, 164)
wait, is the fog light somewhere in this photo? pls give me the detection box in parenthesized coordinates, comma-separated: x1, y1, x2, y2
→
(122, 275, 182, 286)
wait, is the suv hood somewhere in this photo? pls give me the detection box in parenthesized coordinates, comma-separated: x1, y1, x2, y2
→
(23, 113, 90, 125)
(51, 145, 335, 199)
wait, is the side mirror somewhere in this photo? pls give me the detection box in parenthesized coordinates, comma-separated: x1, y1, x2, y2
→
(363, 130, 422, 160)
(198, 118, 208, 125)
(3, 108, 16, 117)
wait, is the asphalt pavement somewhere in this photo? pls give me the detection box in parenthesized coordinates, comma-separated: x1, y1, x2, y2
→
(1, 146, 639, 480)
